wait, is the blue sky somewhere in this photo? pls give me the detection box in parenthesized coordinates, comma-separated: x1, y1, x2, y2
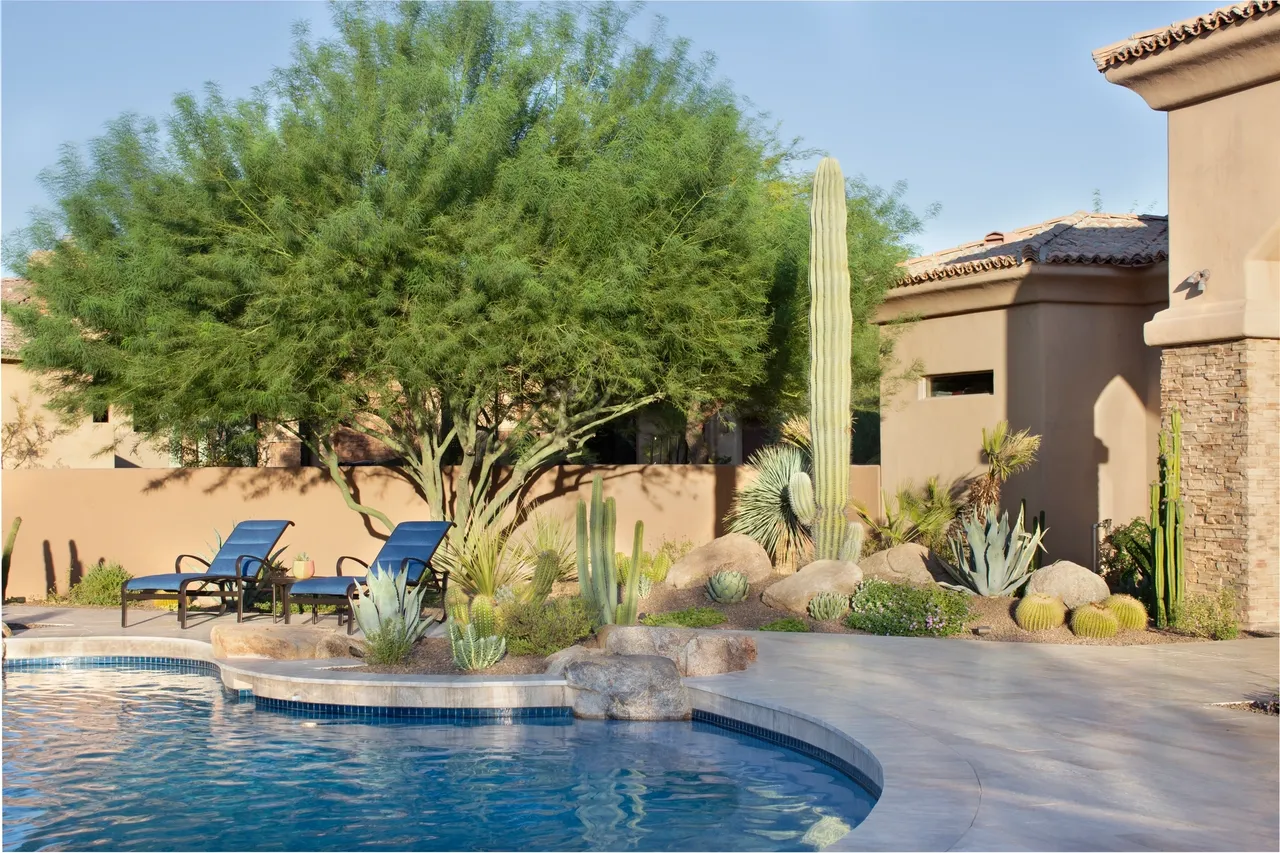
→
(1, 1, 1204, 272)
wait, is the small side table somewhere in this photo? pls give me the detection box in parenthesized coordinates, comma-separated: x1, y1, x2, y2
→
(263, 574, 297, 624)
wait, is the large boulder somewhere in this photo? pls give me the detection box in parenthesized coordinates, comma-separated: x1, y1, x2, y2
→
(210, 624, 364, 660)
(1025, 561, 1109, 609)
(666, 533, 773, 590)
(544, 645, 610, 677)
(565, 655, 691, 721)
(858, 543, 944, 586)
(597, 626, 757, 677)
(762, 560, 863, 615)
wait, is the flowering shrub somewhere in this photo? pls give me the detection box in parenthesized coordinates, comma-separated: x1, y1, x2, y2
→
(845, 579, 970, 637)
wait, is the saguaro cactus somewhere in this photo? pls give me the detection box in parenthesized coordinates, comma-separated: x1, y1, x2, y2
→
(1150, 408, 1185, 628)
(787, 157, 864, 563)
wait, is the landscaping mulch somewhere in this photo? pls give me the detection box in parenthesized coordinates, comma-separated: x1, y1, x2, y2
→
(956, 595, 1201, 646)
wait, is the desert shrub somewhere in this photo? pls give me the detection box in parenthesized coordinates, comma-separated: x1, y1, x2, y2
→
(760, 617, 810, 632)
(501, 597, 594, 657)
(846, 579, 970, 637)
(364, 620, 417, 665)
(67, 562, 132, 606)
(1098, 517, 1154, 607)
(658, 537, 694, 564)
(1172, 588, 1239, 641)
(641, 606, 727, 628)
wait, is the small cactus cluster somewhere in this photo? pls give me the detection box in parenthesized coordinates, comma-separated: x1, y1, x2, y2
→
(616, 550, 673, 588)
(1069, 603, 1119, 639)
(1014, 593, 1066, 632)
(577, 475, 645, 625)
(706, 570, 749, 604)
(807, 591, 849, 622)
(636, 574, 654, 600)
(447, 591, 507, 671)
(1103, 594, 1148, 631)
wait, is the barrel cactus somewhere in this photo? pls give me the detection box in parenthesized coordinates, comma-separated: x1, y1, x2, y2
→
(1069, 603, 1119, 639)
(706, 570, 749, 604)
(808, 591, 849, 622)
(1014, 593, 1066, 632)
(786, 157, 866, 564)
(470, 594, 497, 638)
(444, 584, 470, 625)
(1103, 594, 1148, 631)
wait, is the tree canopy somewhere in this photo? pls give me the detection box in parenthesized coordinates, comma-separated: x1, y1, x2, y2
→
(4, 0, 930, 546)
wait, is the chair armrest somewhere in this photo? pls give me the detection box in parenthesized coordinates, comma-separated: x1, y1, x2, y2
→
(402, 557, 446, 587)
(336, 555, 369, 577)
(174, 554, 210, 574)
(235, 555, 268, 579)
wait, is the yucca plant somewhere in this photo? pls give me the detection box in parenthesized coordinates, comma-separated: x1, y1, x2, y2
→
(939, 506, 1046, 596)
(971, 421, 1041, 514)
(448, 529, 527, 598)
(725, 444, 813, 572)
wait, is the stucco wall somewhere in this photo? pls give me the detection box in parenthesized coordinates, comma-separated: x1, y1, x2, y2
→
(0, 463, 881, 600)
(1, 362, 172, 469)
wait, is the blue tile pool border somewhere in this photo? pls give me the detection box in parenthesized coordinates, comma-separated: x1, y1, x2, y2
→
(693, 709, 882, 799)
(4, 654, 877, 797)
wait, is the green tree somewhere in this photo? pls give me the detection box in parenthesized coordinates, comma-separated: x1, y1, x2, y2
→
(3, 1, 787, 554)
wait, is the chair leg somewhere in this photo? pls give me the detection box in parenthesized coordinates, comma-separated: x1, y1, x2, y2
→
(179, 590, 187, 630)
(121, 589, 129, 628)
(236, 583, 244, 623)
(347, 605, 356, 636)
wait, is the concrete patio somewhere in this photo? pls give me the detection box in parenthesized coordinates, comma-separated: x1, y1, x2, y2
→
(3, 604, 1277, 852)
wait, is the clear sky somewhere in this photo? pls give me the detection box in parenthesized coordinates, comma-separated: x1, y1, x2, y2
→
(1, 0, 1206, 273)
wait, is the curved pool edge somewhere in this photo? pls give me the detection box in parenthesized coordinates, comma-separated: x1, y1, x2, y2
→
(3, 634, 982, 851)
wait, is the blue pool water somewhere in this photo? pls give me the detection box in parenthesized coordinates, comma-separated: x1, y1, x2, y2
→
(1, 664, 875, 851)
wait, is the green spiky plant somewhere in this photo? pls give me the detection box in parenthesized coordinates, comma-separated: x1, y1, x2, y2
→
(1103, 594, 1148, 631)
(522, 551, 560, 606)
(2, 516, 21, 601)
(1014, 593, 1066, 632)
(449, 621, 506, 671)
(636, 575, 653, 599)
(939, 506, 1046, 596)
(576, 474, 644, 626)
(351, 563, 431, 664)
(725, 444, 813, 572)
(807, 591, 849, 622)
(971, 421, 1041, 515)
(706, 570, 749, 604)
(470, 594, 497, 638)
(1069, 603, 1119, 639)
(444, 584, 470, 625)
(786, 157, 865, 564)
(1150, 409, 1186, 628)
(616, 550, 673, 587)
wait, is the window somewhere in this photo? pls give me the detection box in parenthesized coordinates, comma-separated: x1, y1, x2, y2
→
(927, 371, 994, 398)
(92, 410, 109, 424)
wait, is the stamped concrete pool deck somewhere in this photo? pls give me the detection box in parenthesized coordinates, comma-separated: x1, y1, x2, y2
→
(4, 604, 1278, 852)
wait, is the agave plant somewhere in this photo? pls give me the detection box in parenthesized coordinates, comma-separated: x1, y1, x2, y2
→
(352, 563, 432, 645)
(725, 444, 813, 572)
(938, 507, 1046, 596)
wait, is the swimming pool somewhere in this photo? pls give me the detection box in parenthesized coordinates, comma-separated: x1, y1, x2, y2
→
(2, 663, 875, 851)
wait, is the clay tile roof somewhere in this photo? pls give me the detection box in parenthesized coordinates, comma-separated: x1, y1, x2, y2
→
(897, 212, 1168, 288)
(1, 277, 33, 357)
(1092, 0, 1278, 70)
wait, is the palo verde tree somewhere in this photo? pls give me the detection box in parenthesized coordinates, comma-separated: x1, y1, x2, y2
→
(3, 1, 787, 555)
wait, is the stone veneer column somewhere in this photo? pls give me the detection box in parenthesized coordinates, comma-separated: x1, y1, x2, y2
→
(1160, 339, 1279, 631)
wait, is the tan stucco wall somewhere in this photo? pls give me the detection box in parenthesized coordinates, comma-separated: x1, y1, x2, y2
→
(2, 362, 173, 469)
(880, 268, 1165, 566)
(0, 463, 881, 600)
(1141, 73, 1280, 346)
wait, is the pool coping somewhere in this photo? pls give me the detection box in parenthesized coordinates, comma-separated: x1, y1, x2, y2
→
(3, 634, 979, 851)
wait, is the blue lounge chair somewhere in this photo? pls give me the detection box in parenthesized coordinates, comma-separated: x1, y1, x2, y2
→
(121, 520, 294, 629)
(287, 521, 453, 635)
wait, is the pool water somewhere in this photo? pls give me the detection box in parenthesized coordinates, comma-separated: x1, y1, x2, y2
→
(1, 664, 875, 851)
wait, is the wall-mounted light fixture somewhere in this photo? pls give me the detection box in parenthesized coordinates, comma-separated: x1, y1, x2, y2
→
(1185, 268, 1210, 294)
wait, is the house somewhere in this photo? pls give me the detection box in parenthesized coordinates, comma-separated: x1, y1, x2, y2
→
(1093, 0, 1279, 631)
(875, 212, 1169, 569)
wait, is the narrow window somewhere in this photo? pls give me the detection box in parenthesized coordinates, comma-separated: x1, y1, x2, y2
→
(92, 410, 110, 424)
(927, 371, 994, 397)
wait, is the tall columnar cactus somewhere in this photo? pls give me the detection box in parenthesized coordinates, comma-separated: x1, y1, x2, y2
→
(2, 516, 20, 601)
(1150, 409, 1186, 628)
(787, 157, 864, 563)
(576, 475, 644, 625)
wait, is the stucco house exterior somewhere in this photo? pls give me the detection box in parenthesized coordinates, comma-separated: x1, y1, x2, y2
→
(1094, 0, 1279, 631)
(875, 213, 1169, 570)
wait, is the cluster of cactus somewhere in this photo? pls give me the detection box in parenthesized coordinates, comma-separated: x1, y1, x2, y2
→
(1014, 593, 1066, 631)
(1069, 603, 1119, 639)
(786, 157, 866, 564)
(577, 475, 645, 626)
(1103, 594, 1148, 631)
(808, 591, 849, 622)
(616, 550, 672, 588)
(706, 570, 749, 604)
(447, 592, 506, 671)
(351, 562, 432, 644)
(939, 506, 1047, 596)
(444, 584, 470, 625)
(1150, 409, 1186, 628)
